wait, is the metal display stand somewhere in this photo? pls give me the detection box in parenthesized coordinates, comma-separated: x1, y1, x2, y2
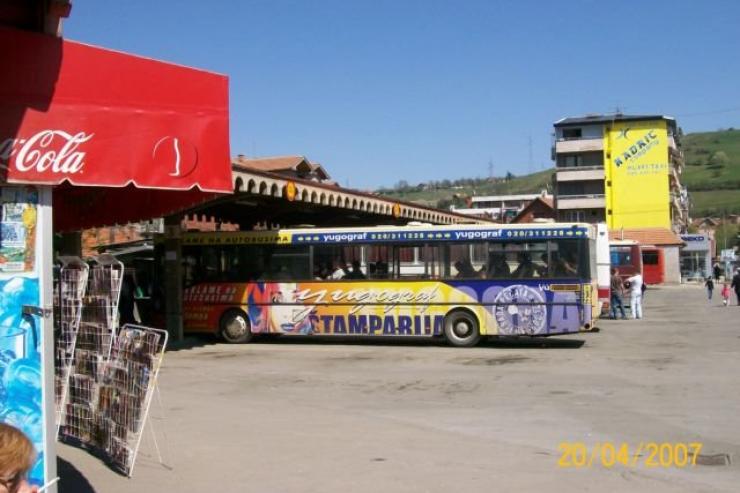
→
(99, 324, 168, 476)
(59, 254, 123, 446)
(56, 254, 168, 476)
(53, 257, 89, 430)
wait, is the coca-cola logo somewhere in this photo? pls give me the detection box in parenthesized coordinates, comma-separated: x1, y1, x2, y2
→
(0, 130, 93, 174)
(152, 136, 198, 178)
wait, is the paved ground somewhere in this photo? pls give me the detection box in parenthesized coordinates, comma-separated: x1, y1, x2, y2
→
(58, 284, 740, 492)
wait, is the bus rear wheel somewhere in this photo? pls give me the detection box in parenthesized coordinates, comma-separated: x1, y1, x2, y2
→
(220, 309, 252, 344)
(443, 310, 480, 347)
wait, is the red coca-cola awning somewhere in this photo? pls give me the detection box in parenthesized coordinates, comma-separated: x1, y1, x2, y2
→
(0, 26, 232, 230)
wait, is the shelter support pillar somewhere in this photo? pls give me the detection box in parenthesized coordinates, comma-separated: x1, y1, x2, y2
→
(164, 215, 184, 342)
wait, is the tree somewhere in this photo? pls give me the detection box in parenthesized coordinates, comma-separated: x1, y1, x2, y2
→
(505, 171, 515, 181)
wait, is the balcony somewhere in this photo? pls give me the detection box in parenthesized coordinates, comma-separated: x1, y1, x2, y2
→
(554, 138, 604, 154)
(556, 194, 606, 210)
(556, 166, 605, 182)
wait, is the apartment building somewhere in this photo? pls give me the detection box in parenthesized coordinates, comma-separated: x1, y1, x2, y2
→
(552, 114, 688, 232)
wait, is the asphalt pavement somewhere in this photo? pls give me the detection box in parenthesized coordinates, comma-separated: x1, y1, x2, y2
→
(58, 284, 740, 492)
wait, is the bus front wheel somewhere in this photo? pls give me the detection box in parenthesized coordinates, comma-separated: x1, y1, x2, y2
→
(443, 310, 480, 347)
(220, 309, 253, 344)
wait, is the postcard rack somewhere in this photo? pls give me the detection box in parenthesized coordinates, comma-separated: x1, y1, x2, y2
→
(53, 256, 90, 429)
(59, 254, 124, 447)
(56, 254, 168, 476)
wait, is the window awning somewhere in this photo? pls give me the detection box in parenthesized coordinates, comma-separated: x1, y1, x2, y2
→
(0, 26, 232, 230)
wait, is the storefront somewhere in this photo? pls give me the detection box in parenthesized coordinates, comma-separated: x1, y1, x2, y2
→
(679, 234, 712, 282)
(1, 26, 231, 491)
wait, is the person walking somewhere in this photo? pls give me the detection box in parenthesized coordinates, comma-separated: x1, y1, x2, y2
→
(732, 269, 740, 306)
(625, 272, 644, 319)
(713, 262, 721, 282)
(609, 268, 627, 319)
(721, 282, 731, 307)
(704, 277, 714, 301)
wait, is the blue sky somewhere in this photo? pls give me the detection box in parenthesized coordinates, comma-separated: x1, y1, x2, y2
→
(65, 1, 740, 189)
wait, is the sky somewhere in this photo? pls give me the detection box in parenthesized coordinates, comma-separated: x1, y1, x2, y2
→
(64, 0, 740, 190)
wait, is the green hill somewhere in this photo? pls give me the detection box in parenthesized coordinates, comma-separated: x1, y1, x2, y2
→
(377, 169, 554, 209)
(377, 129, 740, 217)
(681, 128, 740, 216)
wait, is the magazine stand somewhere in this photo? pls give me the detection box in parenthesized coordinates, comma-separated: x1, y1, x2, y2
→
(53, 256, 89, 431)
(59, 254, 123, 448)
(99, 324, 168, 476)
(57, 254, 168, 476)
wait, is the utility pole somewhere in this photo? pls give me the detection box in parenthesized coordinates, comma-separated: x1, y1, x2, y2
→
(488, 157, 494, 180)
(528, 135, 533, 174)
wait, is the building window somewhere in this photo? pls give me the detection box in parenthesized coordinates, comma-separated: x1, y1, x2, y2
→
(562, 128, 582, 140)
(563, 211, 586, 222)
(556, 152, 603, 168)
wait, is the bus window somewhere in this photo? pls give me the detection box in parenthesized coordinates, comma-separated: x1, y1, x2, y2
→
(200, 246, 221, 282)
(550, 239, 587, 278)
(392, 244, 422, 279)
(449, 242, 479, 278)
(423, 244, 445, 279)
(366, 245, 390, 279)
(313, 244, 364, 280)
(262, 245, 310, 281)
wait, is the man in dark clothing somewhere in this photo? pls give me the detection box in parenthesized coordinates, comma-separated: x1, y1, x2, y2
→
(732, 269, 740, 306)
(713, 263, 721, 282)
(609, 268, 627, 320)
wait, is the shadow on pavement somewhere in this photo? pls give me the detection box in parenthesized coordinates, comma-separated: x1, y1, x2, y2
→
(57, 456, 96, 493)
(482, 336, 585, 349)
(243, 334, 586, 349)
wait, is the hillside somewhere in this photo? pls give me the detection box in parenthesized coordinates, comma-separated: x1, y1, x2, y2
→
(681, 128, 740, 216)
(377, 129, 740, 216)
(377, 169, 554, 209)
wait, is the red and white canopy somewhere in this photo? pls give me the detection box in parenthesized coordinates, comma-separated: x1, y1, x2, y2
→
(0, 26, 232, 230)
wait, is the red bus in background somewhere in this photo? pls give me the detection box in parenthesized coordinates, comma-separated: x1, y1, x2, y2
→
(641, 247, 664, 285)
(610, 240, 643, 282)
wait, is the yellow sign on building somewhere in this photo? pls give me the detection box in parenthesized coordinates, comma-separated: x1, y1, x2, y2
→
(604, 120, 670, 229)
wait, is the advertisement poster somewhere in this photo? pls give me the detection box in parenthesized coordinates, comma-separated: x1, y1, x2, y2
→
(604, 119, 670, 229)
(0, 185, 46, 488)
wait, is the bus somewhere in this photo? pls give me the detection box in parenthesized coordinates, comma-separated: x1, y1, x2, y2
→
(609, 239, 642, 281)
(173, 223, 598, 347)
(595, 223, 611, 315)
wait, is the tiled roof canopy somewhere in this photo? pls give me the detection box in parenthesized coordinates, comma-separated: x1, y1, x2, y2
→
(608, 228, 685, 246)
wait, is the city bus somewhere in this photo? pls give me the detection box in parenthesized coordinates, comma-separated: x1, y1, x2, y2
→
(609, 239, 643, 281)
(174, 223, 598, 347)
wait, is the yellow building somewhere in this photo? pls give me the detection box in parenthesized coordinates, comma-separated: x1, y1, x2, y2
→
(552, 114, 687, 232)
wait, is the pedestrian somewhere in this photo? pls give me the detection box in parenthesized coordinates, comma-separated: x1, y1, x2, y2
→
(704, 277, 714, 300)
(0, 423, 39, 493)
(625, 272, 643, 319)
(732, 269, 740, 306)
(721, 282, 731, 307)
(713, 262, 721, 282)
(609, 268, 627, 320)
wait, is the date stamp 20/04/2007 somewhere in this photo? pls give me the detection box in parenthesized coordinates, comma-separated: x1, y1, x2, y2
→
(558, 442, 704, 468)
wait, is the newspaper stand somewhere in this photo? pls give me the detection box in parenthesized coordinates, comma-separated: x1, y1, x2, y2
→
(99, 324, 168, 476)
(56, 255, 168, 476)
(53, 257, 89, 430)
